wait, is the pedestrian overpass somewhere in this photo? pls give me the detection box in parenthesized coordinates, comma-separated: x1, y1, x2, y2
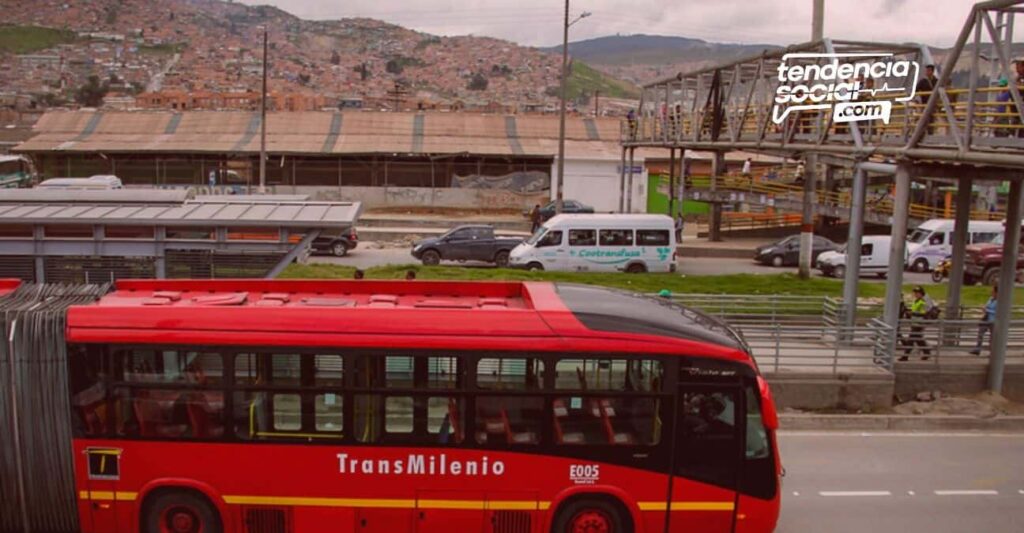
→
(621, 0, 1024, 393)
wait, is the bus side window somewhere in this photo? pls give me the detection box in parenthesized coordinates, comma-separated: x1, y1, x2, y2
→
(475, 396, 542, 446)
(69, 345, 109, 437)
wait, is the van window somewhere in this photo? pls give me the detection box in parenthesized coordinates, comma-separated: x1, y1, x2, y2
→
(637, 230, 671, 246)
(928, 233, 945, 246)
(569, 229, 597, 246)
(861, 243, 873, 256)
(537, 230, 563, 248)
(599, 229, 633, 246)
(972, 232, 1000, 244)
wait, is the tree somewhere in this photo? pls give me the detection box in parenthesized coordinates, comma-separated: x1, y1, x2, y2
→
(467, 72, 488, 91)
(75, 75, 109, 107)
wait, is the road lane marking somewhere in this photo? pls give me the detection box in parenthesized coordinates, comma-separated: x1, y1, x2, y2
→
(907, 491, 916, 496)
(792, 492, 800, 496)
(819, 491, 892, 497)
(781, 431, 1024, 438)
(1018, 490, 1024, 495)
(934, 490, 999, 496)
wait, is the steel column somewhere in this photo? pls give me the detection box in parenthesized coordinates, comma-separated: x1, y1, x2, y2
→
(988, 178, 1023, 393)
(265, 229, 322, 279)
(947, 178, 974, 320)
(619, 147, 627, 213)
(627, 147, 635, 213)
(668, 148, 677, 216)
(799, 154, 818, 279)
(842, 167, 868, 329)
(883, 164, 912, 328)
(710, 152, 725, 242)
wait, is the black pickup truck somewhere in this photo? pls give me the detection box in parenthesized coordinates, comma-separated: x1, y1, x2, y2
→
(411, 225, 523, 267)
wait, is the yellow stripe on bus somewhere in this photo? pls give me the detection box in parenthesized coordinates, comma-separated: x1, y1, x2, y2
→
(223, 495, 417, 509)
(638, 501, 736, 511)
(82, 492, 732, 513)
(78, 491, 137, 502)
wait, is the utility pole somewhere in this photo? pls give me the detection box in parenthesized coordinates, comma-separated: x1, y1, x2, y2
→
(594, 90, 600, 116)
(555, 0, 570, 215)
(258, 25, 268, 194)
(555, 3, 590, 215)
(812, 0, 824, 41)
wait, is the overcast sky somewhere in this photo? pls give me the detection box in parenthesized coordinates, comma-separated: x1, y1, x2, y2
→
(239, 0, 976, 48)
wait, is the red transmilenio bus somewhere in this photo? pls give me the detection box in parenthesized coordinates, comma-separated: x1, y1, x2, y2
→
(67, 279, 781, 533)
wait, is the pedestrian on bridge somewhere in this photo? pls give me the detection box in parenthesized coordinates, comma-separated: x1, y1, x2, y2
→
(742, 158, 752, 177)
(900, 286, 934, 361)
(970, 284, 998, 356)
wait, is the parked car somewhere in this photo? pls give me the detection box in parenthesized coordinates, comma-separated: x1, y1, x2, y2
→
(816, 235, 897, 279)
(754, 235, 839, 267)
(312, 226, 359, 257)
(526, 200, 595, 222)
(509, 214, 676, 273)
(411, 225, 523, 267)
(905, 219, 1003, 272)
(964, 230, 1024, 286)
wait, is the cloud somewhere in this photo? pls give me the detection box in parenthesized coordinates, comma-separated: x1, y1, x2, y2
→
(238, 0, 972, 48)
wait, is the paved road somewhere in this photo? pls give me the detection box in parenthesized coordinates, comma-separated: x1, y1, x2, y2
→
(309, 246, 936, 284)
(777, 431, 1024, 532)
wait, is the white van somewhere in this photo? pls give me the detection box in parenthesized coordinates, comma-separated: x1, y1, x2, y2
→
(816, 235, 900, 278)
(509, 214, 677, 273)
(906, 219, 1003, 272)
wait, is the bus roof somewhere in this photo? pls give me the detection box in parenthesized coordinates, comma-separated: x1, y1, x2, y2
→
(65, 279, 749, 362)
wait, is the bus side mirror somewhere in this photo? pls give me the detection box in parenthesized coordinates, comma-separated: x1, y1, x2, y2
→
(758, 376, 779, 430)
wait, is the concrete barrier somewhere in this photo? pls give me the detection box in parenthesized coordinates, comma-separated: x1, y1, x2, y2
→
(894, 363, 1024, 403)
(764, 371, 895, 411)
(780, 414, 1024, 431)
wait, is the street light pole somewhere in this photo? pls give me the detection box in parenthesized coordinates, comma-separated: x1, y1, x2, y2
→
(555, 4, 590, 215)
(258, 25, 268, 194)
(555, 0, 570, 215)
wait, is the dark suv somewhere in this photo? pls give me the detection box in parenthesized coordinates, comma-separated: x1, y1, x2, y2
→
(312, 227, 359, 257)
(964, 230, 1024, 285)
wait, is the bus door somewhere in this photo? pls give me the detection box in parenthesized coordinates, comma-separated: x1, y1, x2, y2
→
(82, 447, 123, 533)
(669, 383, 742, 533)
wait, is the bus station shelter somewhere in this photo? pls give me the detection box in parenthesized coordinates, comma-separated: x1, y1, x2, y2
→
(0, 189, 361, 283)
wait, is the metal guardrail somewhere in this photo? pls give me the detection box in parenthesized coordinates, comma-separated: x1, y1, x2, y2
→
(668, 294, 829, 326)
(892, 318, 1024, 368)
(660, 293, 1022, 375)
(739, 319, 896, 374)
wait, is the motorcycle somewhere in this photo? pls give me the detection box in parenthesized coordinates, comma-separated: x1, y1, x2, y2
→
(931, 255, 952, 283)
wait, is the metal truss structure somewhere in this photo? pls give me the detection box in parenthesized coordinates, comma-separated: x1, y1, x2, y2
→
(622, 0, 1024, 392)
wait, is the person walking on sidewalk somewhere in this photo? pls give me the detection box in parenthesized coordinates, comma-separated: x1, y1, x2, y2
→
(528, 204, 541, 234)
(970, 284, 998, 355)
(900, 286, 934, 361)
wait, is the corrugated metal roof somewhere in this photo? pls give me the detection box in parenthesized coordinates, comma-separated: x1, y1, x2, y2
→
(15, 110, 626, 159)
(0, 189, 193, 204)
(0, 199, 362, 228)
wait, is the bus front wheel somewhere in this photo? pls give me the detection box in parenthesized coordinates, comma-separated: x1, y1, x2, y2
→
(552, 497, 632, 533)
(142, 490, 222, 533)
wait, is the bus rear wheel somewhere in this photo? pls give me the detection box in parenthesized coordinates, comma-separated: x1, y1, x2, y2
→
(553, 498, 630, 533)
(143, 490, 222, 533)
